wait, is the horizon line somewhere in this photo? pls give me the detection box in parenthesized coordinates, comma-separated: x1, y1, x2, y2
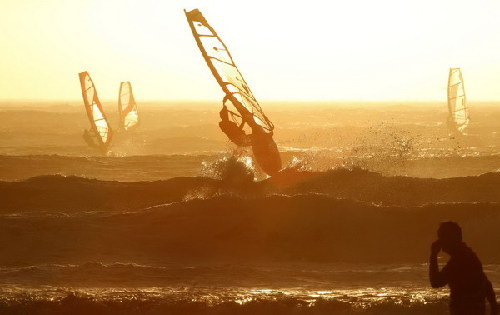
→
(2, 98, 500, 104)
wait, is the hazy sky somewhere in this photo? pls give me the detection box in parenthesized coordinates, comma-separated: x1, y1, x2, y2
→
(1, 0, 499, 102)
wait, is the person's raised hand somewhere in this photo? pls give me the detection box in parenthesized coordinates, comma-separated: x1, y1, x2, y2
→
(431, 240, 442, 256)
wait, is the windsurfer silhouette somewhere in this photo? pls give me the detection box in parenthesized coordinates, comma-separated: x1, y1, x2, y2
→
(82, 129, 109, 155)
(218, 96, 252, 147)
(82, 129, 99, 148)
(218, 95, 281, 175)
(429, 221, 498, 315)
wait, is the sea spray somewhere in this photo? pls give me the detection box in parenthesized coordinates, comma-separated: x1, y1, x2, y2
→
(185, 156, 258, 200)
(200, 156, 255, 185)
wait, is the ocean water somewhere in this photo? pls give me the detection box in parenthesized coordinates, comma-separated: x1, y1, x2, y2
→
(0, 102, 499, 313)
(1, 102, 500, 180)
(0, 285, 452, 314)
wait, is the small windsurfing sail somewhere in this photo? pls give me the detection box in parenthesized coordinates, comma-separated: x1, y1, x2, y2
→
(447, 68, 470, 135)
(118, 81, 139, 131)
(184, 9, 274, 134)
(78, 71, 113, 152)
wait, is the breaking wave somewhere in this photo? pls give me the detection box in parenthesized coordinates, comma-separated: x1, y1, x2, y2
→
(1, 190, 500, 265)
(2, 152, 500, 182)
(3, 168, 500, 213)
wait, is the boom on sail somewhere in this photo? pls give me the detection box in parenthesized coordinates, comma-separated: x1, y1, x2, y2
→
(447, 68, 470, 135)
(118, 81, 139, 131)
(185, 8, 281, 175)
(78, 71, 113, 154)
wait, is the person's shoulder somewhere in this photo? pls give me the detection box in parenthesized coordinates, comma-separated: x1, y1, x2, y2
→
(462, 243, 479, 257)
(448, 244, 477, 262)
(460, 244, 483, 266)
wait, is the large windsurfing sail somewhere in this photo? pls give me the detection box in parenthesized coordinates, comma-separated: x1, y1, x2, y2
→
(185, 8, 281, 175)
(78, 71, 113, 152)
(118, 81, 139, 131)
(184, 9, 274, 134)
(447, 68, 469, 134)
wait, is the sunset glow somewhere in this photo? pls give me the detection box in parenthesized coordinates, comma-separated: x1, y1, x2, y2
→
(1, 0, 500, 101)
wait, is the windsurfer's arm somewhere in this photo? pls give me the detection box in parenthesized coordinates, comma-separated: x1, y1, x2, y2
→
(429, 240, 448, 288)
(219, 105, 229, 121)
(219, 95, 231, 120)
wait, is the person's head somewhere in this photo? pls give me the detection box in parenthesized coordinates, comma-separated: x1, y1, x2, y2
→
(437, 221, 462, 253)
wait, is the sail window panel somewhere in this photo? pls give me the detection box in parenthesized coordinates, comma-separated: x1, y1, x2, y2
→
(453, 97, 465, 114)
(233, 93, 255, 114)
(214, 59, 272, 132)
(457, 85, 465, 98)
(455, 112, 466, 122)
(454, 82, 464, 96)
(234, 93, 271, 133)
(85, 76, 95, 102)
(86, 88, 95, 105)
(455, 101, 467, 124)
(237, 91, 269, 130)
(455, 97, 466, 112)
(120, 93, 130, 106)
(92, 105, 109, 142)
(119, 90, 131, 112)
(449, 69, 461, 85)
(455, 101, 466, 115)
(225, 84, 240, 93)
(213, 60, 255, 100)
(254, 116, 271, 132)
(449, 99, 457, 113)
(120, 84, 131, 105)
(124, 110, 138, 130)
(449, 71, 460, 85)
(213, 61, 244, 91)
(90, 102, 104, 121)
(448, 85, 457, 115)
(194, 22, 213, 36)
(96, 126, 109, 143)
(449, 85, 459, 101)
(84, 76, 93, 90)
(200, 37, 232, 64)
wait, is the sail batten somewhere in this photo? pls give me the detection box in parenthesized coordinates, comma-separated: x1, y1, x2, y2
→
(118, 81, 139, 132)
(78, 71, 113, 152)
(447, 68, 469, 134)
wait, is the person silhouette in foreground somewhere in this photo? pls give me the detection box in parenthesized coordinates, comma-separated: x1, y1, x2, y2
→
(430, 221, 498, 315)
(218, 96, 252, 147)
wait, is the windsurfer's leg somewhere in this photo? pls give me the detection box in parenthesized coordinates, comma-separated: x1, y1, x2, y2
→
(251, 132, 281, 175)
